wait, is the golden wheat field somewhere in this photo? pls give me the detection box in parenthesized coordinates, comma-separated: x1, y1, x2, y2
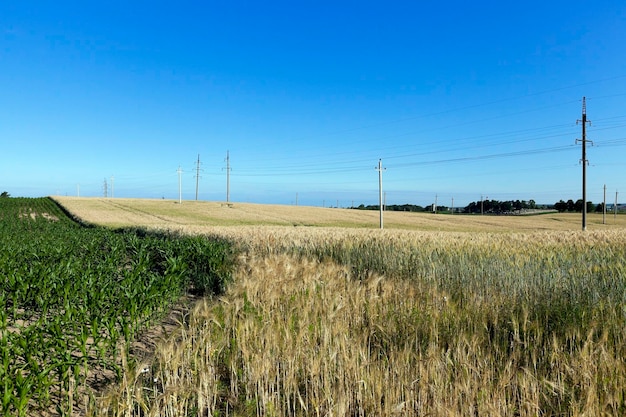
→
(53, 196, 626, 232)
(51, 197, 626, 416)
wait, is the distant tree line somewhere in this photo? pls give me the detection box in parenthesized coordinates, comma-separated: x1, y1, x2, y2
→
(355, 201, 538, 214)
(354, 204, 445, 213)
(464, 199, 537, 214)
(553, 199, 603, 213)
(353, 198, 616, 215)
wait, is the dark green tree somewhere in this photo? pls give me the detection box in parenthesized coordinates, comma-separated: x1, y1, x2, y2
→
(554, 200, 567, 212)
(465, 201, 479, 213)
(574, 199, 584, 212)
(567, 199, 576, 212)
(501, 201, 513, 212)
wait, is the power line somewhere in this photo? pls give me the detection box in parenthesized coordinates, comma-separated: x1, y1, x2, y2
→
(229, 104, 626, 175)
(232, 116, 585, 172)
(233, 142, 578, 178)
(271, 93, 624, 164)
(393, 144, 578, 168)
(285, 76, 626, 143)
(70, 92, 626, 204)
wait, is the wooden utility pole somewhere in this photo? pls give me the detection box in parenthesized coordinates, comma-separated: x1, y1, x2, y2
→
(577, 97, 591, 231)
(603, 184, 607, 224)
(375, 159, 385, 229)
(177, 166, 183, 204)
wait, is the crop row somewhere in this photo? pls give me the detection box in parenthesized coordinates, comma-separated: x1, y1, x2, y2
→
(0, 197, 235, 416)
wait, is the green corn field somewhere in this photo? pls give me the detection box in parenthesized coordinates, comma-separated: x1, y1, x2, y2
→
(0, 197, 234, 416)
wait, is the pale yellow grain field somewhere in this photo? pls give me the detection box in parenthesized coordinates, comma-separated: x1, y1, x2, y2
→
(52, 197, 626, 416)
(53, 196, 626, 232)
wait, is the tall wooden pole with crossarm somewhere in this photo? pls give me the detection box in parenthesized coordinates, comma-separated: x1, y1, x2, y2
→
(375, 159, 385, 229)
(577, 97, 591, 231)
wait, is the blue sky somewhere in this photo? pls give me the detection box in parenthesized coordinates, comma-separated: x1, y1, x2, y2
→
(2, 1, 626, 207)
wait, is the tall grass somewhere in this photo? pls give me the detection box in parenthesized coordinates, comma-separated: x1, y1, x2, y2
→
(93, 227, 626, 416)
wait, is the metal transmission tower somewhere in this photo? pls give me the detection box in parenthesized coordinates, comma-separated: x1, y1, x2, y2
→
(576, 97, 592, 231)
(103, 178, 108, 198)
(194, 154, 202, 201)
(223, 151, 231, 202)
(375, 159, 386, 229)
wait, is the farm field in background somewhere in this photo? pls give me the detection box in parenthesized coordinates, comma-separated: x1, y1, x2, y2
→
(5, 197, 626, 415)
(53, 196, 626, 232)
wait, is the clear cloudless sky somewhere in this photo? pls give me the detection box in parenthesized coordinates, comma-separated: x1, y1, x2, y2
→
(2, 1, 626, 207)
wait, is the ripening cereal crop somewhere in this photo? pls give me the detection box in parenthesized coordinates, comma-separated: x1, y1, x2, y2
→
(92, 223, 626, 416)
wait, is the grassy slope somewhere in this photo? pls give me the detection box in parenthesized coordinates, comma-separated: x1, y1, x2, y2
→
(53, 196, 626, 232)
